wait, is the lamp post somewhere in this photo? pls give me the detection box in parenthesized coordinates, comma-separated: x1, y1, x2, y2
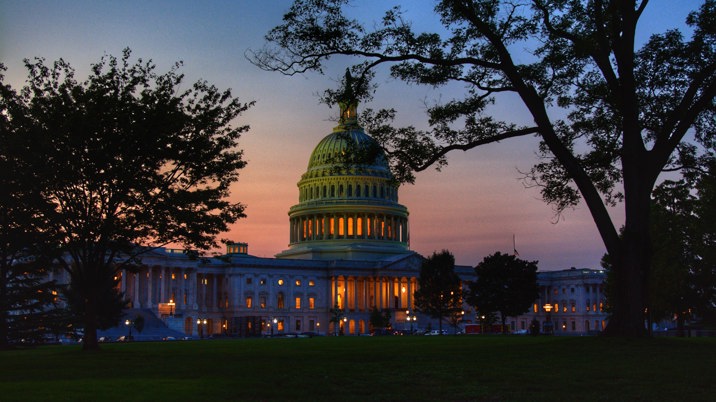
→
(125, 319, 133, 338)
(342, 316, 347, 335)
(543, 304, 553, 335)
(197, 318, 207, 339)
(316, 322, 320, 336)
(168, 299, 175, 317)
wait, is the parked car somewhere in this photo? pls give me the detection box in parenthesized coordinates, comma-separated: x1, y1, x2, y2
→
(424, 329, 448, 336)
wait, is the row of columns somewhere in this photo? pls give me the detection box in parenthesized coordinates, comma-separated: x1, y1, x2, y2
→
(331, 275, 417, 312)
(299, 181, 397, 203)
(120, 267, 229, 313)
(290, 213, 408, 244)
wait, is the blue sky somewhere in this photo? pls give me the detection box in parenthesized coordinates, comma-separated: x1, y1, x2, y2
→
(0, 0, 697, 268)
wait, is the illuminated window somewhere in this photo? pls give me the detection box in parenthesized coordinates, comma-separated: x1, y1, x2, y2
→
(295, 279, 301, 286)
(309, 280, 315, 287)
(184, 273, 188, 280)
(260, 295, 266, 309)
(571, 303, 576, 313)
(309, 297, 315, 310)
(277, 292, 285, 309)
(329, 218, 335, 235)
(599, 302, 604, 312)
(295, 297, 301, 309)
(339, 217, 345, 236)
(171, 273, 176, 280)
(347, 217, 353, 236)
(533, 303, 538, 313)
(356, 217, 362, 236)
(246, 296, 252, 309)
(277, 319, 284, 332)
(586, 300, 591, 311)
(278, 279, 284, 286)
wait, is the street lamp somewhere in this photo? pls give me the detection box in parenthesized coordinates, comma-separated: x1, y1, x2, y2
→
(272, 318, 277, 336)
(406, 315, 417, 334)
(316, 322, 320, 335)
(125, 319, 133, 339)
(168, 299, 175, 317)
(342, 316, 348, 335)
(543, 304, 554, 334)
(197, 318, 207, 339)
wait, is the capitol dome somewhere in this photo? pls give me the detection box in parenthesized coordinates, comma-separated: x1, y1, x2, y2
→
(276, 98, 410, 261)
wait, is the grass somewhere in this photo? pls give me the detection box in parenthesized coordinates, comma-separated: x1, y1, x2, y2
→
(1, 335, 714, 401)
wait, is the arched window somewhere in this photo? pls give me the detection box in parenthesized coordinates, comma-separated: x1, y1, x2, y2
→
(348, 184, 353, 197)
(331, 185, 335, 197)
(356, 185, 361, 197)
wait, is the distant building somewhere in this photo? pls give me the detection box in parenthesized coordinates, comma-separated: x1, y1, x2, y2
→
(510, 268, 609, 335)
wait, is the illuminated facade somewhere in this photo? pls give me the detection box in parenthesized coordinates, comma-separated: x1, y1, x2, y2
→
(99, 100, 607, 338)
(109, 99, 444, 338)
(509, 268, 609, 335)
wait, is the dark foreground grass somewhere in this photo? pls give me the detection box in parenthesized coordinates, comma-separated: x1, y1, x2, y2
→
(1, 335, 714, 401)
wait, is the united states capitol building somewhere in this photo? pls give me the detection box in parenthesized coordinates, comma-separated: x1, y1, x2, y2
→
(103, 99, 608, 338)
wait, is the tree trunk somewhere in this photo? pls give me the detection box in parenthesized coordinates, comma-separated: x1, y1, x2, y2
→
(603, 165, 652, 337)
(81, 301, 100, 351)
(0, 264, 8, 349)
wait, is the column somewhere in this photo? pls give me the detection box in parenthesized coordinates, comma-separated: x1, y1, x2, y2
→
(146, 267, 153, 308)
(160, 267, 166, 303)
(133, 272, 141, 308)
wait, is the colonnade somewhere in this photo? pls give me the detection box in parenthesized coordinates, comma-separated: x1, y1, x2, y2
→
(289, 213, 409, 244)
(330, 275, 418, 312)
(120, 266, 229, 314)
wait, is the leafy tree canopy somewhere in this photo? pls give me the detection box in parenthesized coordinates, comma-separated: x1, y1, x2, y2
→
(468, 252, 539, 332)
(414, 250, 463, 334)
(250, 0, 716, 337)
(1, 49, 253, 350)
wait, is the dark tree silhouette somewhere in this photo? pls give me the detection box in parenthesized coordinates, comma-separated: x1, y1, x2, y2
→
(468, 252, 539, 333)
(414, 250, 463, 335)
(2, 49, 252, 350)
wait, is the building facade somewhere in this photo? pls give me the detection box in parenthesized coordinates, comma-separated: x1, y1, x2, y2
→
(98, 99, 607, 338)
(509, 268, 609, 335)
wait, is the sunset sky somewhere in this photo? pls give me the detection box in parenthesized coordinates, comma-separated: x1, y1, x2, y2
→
(0, 0, 695, 269)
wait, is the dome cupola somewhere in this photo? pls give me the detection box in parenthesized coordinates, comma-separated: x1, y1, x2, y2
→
(276, 79, 410, 261)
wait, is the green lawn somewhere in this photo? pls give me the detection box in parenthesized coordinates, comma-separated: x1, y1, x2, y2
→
(1, 335, 714, 401)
